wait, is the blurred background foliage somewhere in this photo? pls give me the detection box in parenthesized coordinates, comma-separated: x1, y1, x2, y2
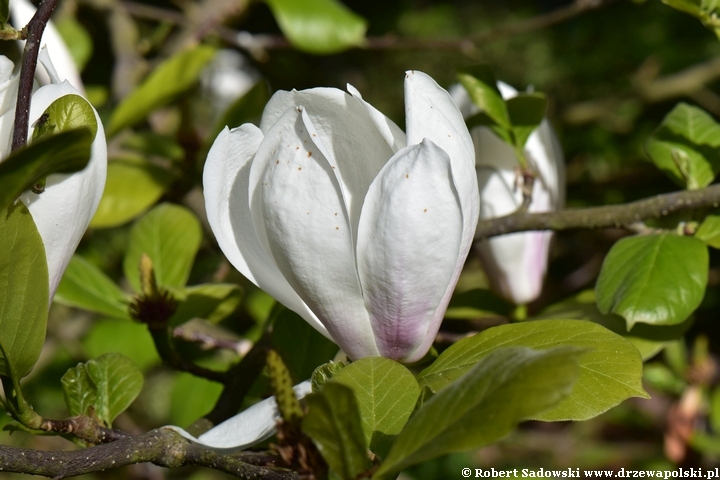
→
(6, 0, 720, 478)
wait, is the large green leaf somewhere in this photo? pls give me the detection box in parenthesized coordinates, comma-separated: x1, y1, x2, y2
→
(272, 307, 339, 382)
(373, 347, 583, 479)
(596, 234, 708, 328)
(417, 319, 647, 421)
(536, 290, 692, 360)
(107, 45, 216, 136)
(169, 372, 223, 428)
(61, 353, 143, 426)
(55, 255, 131, 319)
(331, 357, 419, 458)
(83, 319, 160, 371)
(32, 94, 98, 141)
(123, 203, 202, 292)
(457, 67, 509, 130)
(645, 103, 720, 189)
(264, 0, 367, 54)
(303, 382, 371, 480)
(90, 158, 174, 228)
(0, 204, 48, 378)
(170, 283, 243, 327)
(0, 128, 93, 211)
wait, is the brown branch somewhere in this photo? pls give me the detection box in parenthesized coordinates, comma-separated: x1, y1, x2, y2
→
(12, 0, 59, 152)
(39, 416, 129, 444)
(0, 428, 296, 479)
(475, 183, 720, 239)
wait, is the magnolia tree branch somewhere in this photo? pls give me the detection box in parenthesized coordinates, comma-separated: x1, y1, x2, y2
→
(11, 0, 59, 152)
(0, 428, 296, 479)
(476, 183, 720, 239)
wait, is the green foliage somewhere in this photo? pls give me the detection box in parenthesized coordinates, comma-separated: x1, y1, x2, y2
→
(661, 0, 720, 39)
(263, 0, 367, 54)
(417, 319, 647, 421)
(170, 284, 243, 326)
(83, 319, 160, 371)
(33, 94, 98, 140)
(645, 103, 720, 189)
(373, 346, 584, 479)
(107, 45, 216, 136)
(596, 233, 708, 327)
(0, 0, 8, 25)
(169, 373, 222, 428)
(123, 203, 202, 293)
(55, 16, 93, 71)
(695, 214, 720, 248)
(272, 307, 339, 382)
(0, 204, 48, 379)
(311, 361, 347, 391)
(55, 255, 131, 320)
(61, 353, 143, 427)
(331, 357, 420, 458)
(0, 128, 93, 211)
(303, 382, 371, 480)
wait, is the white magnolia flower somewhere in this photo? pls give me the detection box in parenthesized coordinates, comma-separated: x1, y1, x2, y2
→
(204, 71, 479, 362)
(0, 48, 106, 302)
(451, 82, 565, 305)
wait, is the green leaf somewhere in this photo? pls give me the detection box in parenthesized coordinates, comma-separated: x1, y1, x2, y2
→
(169, 372, 222, 428)
(107, 45, 216, 136)
(55, 16, 93, 71)
(645, 103, 720, 189)
(272, 307, 339, 382)
(536, 289, 692, 360)
(445, 288, 513, 319)
(61, 353, 143, 426)
(85, 353, 144, 425)
(55, 255, 131, 319)
(264, 0, 367, 54)
(311, 361, 347, 391)
(696, 215, 720, 248)
(0, 0, 7, 25)
(123, 203, 202, 292)
(32, 94, 98, 140)
(596, 234, 708, 327)
(122, 133, 185, 162)
(61, 364, 96, 417)
(0, 204, 48, 378)
(303, 382, 371, 480)
(457, 67, 510, 129)
(662, 0, 702, 16)
(417, 319, 647, 421)
(0, 129, 93, 211)
(170, 283, 243, 327)
(506, 93, 547, 151)
(374, 346, 583, 479)
(90, 158, 174, 228)
(83, 319, 160, 371)
(331, 357, 420, 458)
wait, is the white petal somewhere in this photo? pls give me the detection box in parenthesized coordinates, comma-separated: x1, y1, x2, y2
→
(203, 125, 328, 338)
(250, 106, 377, 359)
(357, 140, 463, 362)
(346, 83, 406, 153)
(11, 0, 84, 92)
(19, 82, 107, 301)
(259, 88, 394, 239)
(166, 381, 312, 452)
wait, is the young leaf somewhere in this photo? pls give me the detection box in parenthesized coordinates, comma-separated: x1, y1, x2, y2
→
(0, 204, 48, 378)
(331, 357, 420, 458)
(456, 67, 509, 130)
(107, 45, 216, 136)
(645, 103, 720, 189)
(85, 353, 144, 426)
(272, 307, 339, 382)
(0, 129, 93, 212)
(61, 364, 97, 417)
(695, 214, 720, 248)
(90, 158, 174, 228)
(507, 93, 547, 152)
(264, 0, 367, 54)
(417, 319, 647, 421)
(32, 94, 98, 140)
(373, 346, 583, 479)
(303, 382, 371, 480)
(123, 203, 202, 292)
(54, 255, 131, 319)
(596, 233, 708, 328)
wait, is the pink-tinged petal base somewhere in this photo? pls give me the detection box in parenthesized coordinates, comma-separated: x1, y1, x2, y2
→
(358, 139, 463, 362)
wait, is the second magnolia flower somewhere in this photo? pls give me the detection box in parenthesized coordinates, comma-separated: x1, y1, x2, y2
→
(204, 71, 479, 362)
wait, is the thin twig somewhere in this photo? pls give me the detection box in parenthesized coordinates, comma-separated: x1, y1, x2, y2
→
(476, 183, 720, 239)
(12, 0, 59, 152)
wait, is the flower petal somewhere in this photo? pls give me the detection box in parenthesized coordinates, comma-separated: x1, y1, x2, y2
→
(203, 124, 328, 337)
(357, 139, 463, 362)
(250, 106, 377, 359)
(166, 381, 312, 452)
(259, 88, 395, 238)
(19, 82, 107, 301)
(346, 83, 406, 153)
